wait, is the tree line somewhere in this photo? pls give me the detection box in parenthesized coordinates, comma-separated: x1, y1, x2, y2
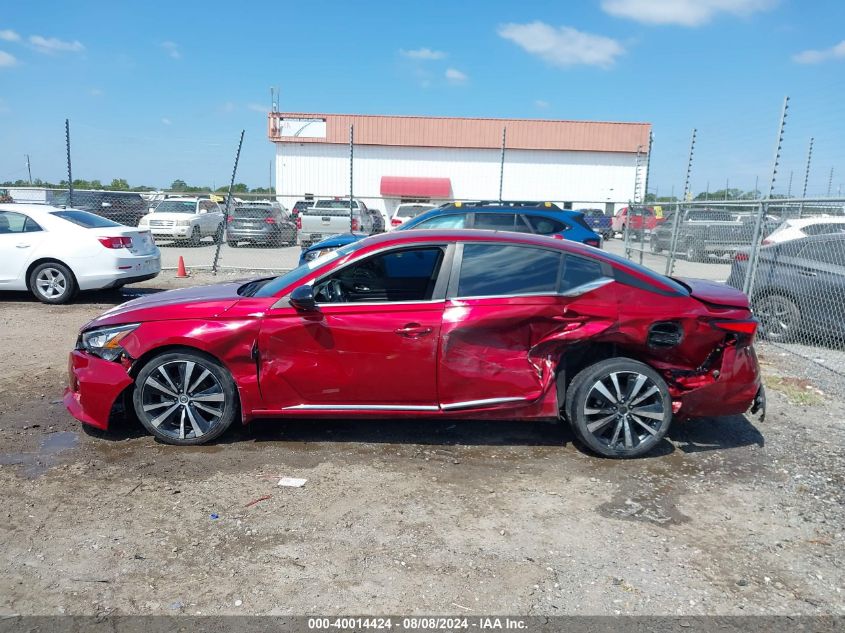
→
(0, 178, 273, 194)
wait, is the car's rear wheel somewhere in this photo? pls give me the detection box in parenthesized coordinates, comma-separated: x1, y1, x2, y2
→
(685, 239, 704, 261)
(29, 262, 77, 304)
(132, 351, 238, 445)
(564, 358, 672, 458)
(650, 235, 662, 253)
(755, 294, 800, 342)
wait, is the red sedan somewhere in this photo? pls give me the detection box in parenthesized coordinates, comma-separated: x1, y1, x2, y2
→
(65, 230, 764, 458)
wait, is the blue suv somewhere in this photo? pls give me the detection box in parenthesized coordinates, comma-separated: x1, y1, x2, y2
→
(299, 201, 602, 264)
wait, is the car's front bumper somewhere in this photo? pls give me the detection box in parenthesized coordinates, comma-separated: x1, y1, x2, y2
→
(64, 350, 133, 430)
(146, 226, 192, 238)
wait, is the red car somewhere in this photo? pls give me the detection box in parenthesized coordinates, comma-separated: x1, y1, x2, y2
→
(612, 206, 664, 236)
(65, 230, 764, 458)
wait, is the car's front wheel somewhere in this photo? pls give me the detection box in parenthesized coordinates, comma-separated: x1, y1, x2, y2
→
(29, 261, 77, 304)
(650, 235, 663, 253)
(132, 350, 238, 445)
(564, 358, 672, 458)
(755, 294, 800, 342)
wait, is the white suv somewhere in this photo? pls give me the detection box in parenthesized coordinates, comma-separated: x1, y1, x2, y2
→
(140, 197, 225, 245)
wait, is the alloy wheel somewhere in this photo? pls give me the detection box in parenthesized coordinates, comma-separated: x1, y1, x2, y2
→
(755, 295, 798, 341)
(139, 359, 226, 441)
(582, 371, 666, 452)
(35, 267, 68, 301)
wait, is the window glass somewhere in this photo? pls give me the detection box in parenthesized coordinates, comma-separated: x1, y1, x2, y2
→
(804, 223, 845, 237)
(458, 244, 561, 297)
(0, 211, 40, 234)
(799, 241, 845, 267)
(314, 247, 444, 303)
(414, 213, 467, 229)
(155, 200, 197, 214)
(512, 215, 534, 233)
(473, 213, 516, 231)
(525, 215, 567, 235)
(561, 255, 605, 292)
(50, 210, 120, 228)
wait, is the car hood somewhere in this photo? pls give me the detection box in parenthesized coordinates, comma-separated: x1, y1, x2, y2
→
(676, 277, 750, 309)
(307, 232, 368, 250)
(84, 281, 248, 329)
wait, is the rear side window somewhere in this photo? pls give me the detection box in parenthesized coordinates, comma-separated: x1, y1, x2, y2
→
(457, 244, 562, 297)
(804, 223, 845, 237)
(525, 215, 568, 235)
(414, 213, 468, 229)
(473, 213, 516, 230)
(561, 255, 604, 292)
(798, 241, 845, 266)
(51, 210, 120, 228)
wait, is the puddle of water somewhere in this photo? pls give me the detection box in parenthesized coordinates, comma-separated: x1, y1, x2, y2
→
(0, 431, 79, 478)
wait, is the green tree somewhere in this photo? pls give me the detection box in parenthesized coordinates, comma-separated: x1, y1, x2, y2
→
(170, 179, 188, 192)
(110, 178, 130, 190)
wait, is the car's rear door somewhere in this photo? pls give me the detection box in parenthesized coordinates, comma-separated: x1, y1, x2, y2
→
(257, 243, 452, 409)
(437, 242, 617, 411)
(793, 239, 845, 335)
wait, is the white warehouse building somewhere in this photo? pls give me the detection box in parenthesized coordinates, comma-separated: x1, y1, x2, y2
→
(269, 112, 650, 218)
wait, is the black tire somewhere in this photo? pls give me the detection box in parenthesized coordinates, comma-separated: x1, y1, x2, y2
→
(685, 239, 704, 262)
(132, 350, 238, 446)
(213, 224, 224, 244)
(564, 358, 672, 458)
(188, 226, 201, 247)
(28, 261, 78, 304)
(650, 235, 663, 254)
(227, 240, 239, 248)
(754, 294, 800, 343)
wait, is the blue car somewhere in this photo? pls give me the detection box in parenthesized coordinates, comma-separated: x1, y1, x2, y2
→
(299, 201, 602, 265)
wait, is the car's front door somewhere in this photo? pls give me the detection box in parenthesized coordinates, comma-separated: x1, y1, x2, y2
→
(257, 244, 451, 409)
(438, 242, 617, 410)
(0, 211, 45, 286)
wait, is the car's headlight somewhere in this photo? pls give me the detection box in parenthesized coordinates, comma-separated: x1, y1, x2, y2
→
(177, 219, 192, 226)
(79, 323, 139, 361)
(139, 216, 149, 225)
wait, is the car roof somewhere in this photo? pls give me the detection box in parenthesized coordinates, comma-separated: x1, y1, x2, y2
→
(358, 228, 598, 255)
(788, 216, 845, 227)
(0, 203, 69, 215)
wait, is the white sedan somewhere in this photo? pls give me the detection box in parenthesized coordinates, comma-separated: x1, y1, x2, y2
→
(0, 204, 161, 304)
(763, 216, 845, 245)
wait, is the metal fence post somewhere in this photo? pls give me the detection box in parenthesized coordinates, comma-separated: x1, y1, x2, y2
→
(349, 124, 354, 232)
(743, 96, 789, 297)
(212, 130, 245, 275)
(665, 128, 696, 275)
(65, 119, 73, 207)
(640, 133, 653, 265)
(498, 126, 506, 204)
(798, 137, 813, 219)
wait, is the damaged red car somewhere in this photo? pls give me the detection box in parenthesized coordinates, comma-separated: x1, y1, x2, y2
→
(65, 229, 765, 458)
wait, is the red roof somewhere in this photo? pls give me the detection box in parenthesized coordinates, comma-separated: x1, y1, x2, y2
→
(269, 112, 650, 154)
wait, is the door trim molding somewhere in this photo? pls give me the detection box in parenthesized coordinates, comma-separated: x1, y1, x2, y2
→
(440, 396, 527, 410)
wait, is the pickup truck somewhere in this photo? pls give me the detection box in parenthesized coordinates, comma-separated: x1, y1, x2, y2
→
(612, 206, 664, 238)
(298, 198, 373, 247)
(578, 208, 613, 239)
(650, 208, 780, 261)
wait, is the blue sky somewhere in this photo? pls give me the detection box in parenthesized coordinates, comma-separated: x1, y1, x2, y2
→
(1, 0, 843, 197)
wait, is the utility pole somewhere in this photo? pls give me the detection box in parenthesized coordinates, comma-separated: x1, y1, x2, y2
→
(25, 155, 32, 184)
(828, 167, 834, 197)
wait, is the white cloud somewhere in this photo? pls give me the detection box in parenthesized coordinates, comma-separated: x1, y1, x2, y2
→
(0, 29, 20, 42)
(400, 47, 447, 60)
(160, 41, 181, 59)
(445, 67, 468, 84)
(161, 117, 172, 125)
(793, 40, 845, 64)
(247, 103, 268, 113)
(0, 50, 17, 67)
(601, 0, 776, 27)
(498, 22, 624, 69)
(29, 35, 84, 53)
(534, 99, 550, 109)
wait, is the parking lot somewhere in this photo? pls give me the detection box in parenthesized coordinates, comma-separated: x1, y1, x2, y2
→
(0, 271, 842, 616)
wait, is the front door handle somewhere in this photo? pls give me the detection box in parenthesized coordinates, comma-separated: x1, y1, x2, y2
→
(16, 243, 31, 249)
(394, 323, 433, 338)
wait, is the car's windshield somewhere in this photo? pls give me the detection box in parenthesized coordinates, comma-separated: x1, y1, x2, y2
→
(155, 200, 196, 213)
(253, 240, 368, 297)
(51, 209, 121, 228)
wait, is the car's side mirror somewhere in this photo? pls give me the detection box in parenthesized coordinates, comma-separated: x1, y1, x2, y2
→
(289, 285, 318, 311)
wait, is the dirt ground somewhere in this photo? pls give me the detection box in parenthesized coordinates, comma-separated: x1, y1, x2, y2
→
(0, 274, 842, 616)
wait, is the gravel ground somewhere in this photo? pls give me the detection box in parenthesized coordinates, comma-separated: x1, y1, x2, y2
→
(0, 275, 842, 616)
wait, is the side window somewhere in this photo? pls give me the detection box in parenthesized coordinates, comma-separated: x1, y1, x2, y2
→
(457, 244, 561, 297)
(525, 215, 567, 235)
(512, 215, 534, 233)
(560, 255, 605, 293)
(415, 213, 468, 229)
(799, 241, 845, 267)
(314, 246, 445, 304)
(0, 211, 40, 234)
(473, 213, 516, 231)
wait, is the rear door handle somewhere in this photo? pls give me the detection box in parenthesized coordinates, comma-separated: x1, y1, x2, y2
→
(394, 323, 433, 338)
(16, 243, 30, 249)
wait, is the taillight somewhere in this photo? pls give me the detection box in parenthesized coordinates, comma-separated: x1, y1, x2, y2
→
(761, 238, 771, 245)
(265, 217, 277, 224)
(734, 251, 749, 261)
(585, 238, 601, 248)
(98, 236, 132, 249)
(713, 319, 758, 344)
(391, 218, 403, 227)
(227, 216, 234, 223)
(295, 216, 302, 230)
(351, 218, 360, 231)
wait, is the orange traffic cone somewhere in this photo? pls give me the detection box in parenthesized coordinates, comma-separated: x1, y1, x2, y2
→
(176, 256, 189, 278)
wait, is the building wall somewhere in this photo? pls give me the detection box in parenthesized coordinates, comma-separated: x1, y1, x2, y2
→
(274, 142, 644, 216)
